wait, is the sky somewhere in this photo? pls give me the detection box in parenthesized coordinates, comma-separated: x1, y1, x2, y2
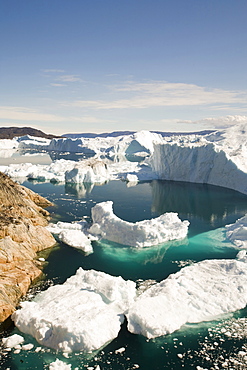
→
(0, 0, 247, 135)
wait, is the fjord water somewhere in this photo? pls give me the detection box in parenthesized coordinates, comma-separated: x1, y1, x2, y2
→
(1, 179, 247, 369)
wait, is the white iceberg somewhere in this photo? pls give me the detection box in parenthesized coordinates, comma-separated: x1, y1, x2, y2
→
(2, 334, 24, 349)
(49, 359, 72, 370)
(106, 130, 163, 159)
(12, 268, 136, 353)
(226, 214, 247, 249)
(47, 221, 93, 254)
(149, 123, 247, 195)
(65, 159, 109, 184)
(89, 201, 189, 248)
(126, 251, 247, 339)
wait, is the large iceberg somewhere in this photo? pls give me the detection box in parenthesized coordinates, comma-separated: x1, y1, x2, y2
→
(89, 201, 189, 247)
(126, 251, 247, 339)
(12, 268, 136, 352)
(149, 123, 247, 195)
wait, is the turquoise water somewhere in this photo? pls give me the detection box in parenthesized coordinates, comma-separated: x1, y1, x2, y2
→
(1, 179, 247, 369)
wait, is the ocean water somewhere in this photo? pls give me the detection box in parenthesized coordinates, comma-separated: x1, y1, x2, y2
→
(1, 178, 247, 369)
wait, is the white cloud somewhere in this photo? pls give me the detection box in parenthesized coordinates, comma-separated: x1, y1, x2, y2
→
(0, 106, 64, 122)
(42, 69, 65, 73)
(50, 83, 67, 87)
(56, 75, 82, 82)
(187, 115, 247, 129)
(71, 81, 247, 110)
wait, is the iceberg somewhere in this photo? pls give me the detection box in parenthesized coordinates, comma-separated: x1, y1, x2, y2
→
(12, 268, 136, 352)
(47, 221, 93, 254)
(126, 251, 247, 339)
(226, 214, 247, 249)
(89, 201, 189, 247)
(65, 159, 109, 184)
(149, 123, 247, 195)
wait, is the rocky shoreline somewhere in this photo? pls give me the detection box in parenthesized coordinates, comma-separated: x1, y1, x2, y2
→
(0, 172, 56, 328)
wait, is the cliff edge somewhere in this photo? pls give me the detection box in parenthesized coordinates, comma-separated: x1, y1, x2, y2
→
(0, 172, 56, 327)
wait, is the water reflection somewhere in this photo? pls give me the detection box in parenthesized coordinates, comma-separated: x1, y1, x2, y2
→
(151, 180, 247, 231)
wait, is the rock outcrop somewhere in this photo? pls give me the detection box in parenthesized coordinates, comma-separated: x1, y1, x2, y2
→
(0, 172, 56, 326)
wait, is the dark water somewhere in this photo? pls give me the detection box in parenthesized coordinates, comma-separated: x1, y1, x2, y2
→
(1, 179, 247, 370)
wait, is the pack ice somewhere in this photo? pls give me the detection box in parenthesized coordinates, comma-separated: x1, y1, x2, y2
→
(12, 268, 136, 352)
(89, 201, 189, 247)
(126, 251, 247, 339)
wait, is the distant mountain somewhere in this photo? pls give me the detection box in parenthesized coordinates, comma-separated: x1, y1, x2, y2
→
(63, 130, 215, 138)
(63, 131, 135, 138)
(0, 127, 61, 140)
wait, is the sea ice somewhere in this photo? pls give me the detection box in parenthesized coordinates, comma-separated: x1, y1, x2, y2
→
(126, 251, 247, 339)
(89, 201, 189, 247)
(12, 268, 136, 352)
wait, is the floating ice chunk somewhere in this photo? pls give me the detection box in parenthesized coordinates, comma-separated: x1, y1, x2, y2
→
(59, 230, 93, 254)
(65, 159, 109, 184)
(125, 174, 139, 183)
(126, 257, 247, 339)
(47, 221, 93, 254)
(49, 359, 72, 370)
(226, 214, 247, 249)
(2, 334, 24, 349)
(89, 201, 189, 248)
(12, 268, 136, 352)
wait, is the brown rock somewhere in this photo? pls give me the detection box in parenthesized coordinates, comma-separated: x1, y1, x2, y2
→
(0, 172, 56, 325)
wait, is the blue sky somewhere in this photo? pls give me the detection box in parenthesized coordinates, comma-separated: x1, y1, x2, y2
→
(0, 0, 247, 135)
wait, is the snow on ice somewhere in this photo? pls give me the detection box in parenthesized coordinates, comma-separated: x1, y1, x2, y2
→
(12, 268, 136, 353)
(89, 201, 189, 247)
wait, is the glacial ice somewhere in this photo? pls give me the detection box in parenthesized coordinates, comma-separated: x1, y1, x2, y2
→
(47, 221, 93, 254)
(89, 201, 189, 247)
(226, 214, 247, 249)
(0, 124, 246, 194)
(12, 268, 136, 352)
(149, 123, 247, 195)
(2, 334, 24, 349)
(11, 251, 247, 352)
(126, 251, 247, 339)
(49, 359, 72, 370)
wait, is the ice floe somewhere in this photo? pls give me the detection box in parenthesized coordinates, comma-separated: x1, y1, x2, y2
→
(126, 251, 247, 339)
(12, 268, 136, 352)
(89, 201, 189, 247)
